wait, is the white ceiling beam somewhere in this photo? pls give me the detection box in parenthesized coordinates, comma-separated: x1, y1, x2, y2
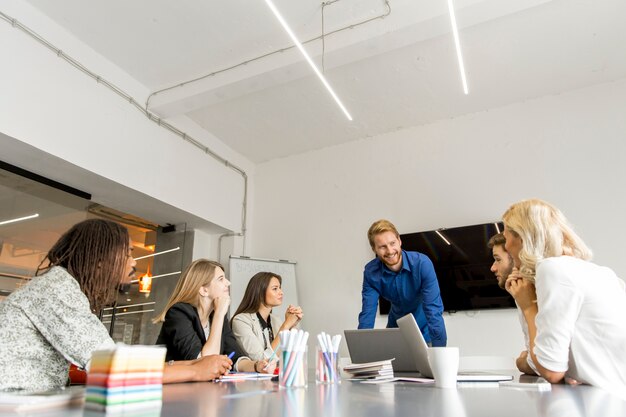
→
(148, 0, 553, 119)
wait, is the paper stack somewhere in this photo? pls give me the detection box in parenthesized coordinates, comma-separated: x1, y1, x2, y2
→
(0, 387, 84, 413)
(343, 359, 395, 381)
(85, 344, 166, 412)
(219, 372, 274, 381)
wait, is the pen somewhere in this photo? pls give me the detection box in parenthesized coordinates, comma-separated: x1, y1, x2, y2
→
(263, 347, 278, 371)
(227, 351, 236, 360)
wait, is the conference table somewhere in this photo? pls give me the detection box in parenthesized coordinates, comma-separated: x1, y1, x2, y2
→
(38, 371, 626, 417)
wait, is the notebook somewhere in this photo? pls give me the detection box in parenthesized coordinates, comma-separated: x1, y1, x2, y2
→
(396, 314, 513, 382)
(344, 328, 417, 372)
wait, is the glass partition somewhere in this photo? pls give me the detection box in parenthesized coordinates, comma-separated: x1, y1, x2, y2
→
(0, 162, 187, 345)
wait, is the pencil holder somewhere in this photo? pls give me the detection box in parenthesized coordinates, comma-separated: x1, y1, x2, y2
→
(279, 346, 308, 389)
(315, 346, 340, 384)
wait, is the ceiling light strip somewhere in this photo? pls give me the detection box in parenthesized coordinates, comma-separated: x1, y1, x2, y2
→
(102, 302, 156, 311)
(435, 230, 452, 246)
(447, 0, 469, 95)
(102, 309, 155, 319)
(133, 247, 180, 261)
(129, 270, 181, 284)
(146, 1, 391, 109)
(0, 213, 39, 226)
(263, 0, 353, 120)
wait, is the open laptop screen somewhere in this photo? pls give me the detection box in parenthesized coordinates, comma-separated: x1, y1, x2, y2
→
(344, 328, 417, 372)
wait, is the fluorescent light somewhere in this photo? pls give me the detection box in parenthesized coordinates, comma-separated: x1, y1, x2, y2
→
(447, 0, 469, 95)
(102, 301, 156, 311)
(102, 309, 155, 319)
(133, 247, 180, 261)
(494, 223, 501, 233)
(435, 230, 452, 246)
(263, 0, 353, 120)
(0, 213, 39, 226)
(130, 270, 181, 284)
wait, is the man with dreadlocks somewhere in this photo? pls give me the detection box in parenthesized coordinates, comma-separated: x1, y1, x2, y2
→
(0, 219, 232, 391)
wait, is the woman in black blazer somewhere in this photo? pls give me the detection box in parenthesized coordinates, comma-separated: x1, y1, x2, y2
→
(154, 259, 270, 373)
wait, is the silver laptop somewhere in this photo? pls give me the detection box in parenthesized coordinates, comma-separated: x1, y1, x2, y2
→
(397, 314, 513, 382)
(344, 328, 418, 372)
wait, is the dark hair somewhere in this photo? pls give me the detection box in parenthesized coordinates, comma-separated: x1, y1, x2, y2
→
(487, 233, 507, 249)
(231, 272, 282, 323)
(37, 218, 130, 314)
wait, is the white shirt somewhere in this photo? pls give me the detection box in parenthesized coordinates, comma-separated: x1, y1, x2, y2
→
(516, 304, 539, 374)
(534, 257, 626, 398)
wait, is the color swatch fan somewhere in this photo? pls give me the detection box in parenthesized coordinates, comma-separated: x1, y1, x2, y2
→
(85, 344, 166, 412)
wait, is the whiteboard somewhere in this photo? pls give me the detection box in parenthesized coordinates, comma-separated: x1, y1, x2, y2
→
(228, 256, 298, 321)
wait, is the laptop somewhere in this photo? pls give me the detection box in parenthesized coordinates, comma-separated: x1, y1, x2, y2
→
(344, 328, 418, 372)
(396, 314, 513, 382)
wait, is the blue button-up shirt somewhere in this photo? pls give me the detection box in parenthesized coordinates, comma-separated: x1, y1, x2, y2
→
(358, 250, 447, 347)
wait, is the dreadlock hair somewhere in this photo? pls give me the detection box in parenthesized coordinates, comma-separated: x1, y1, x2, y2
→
(231, 272, 282, 325)
(37, 218, 130, 314)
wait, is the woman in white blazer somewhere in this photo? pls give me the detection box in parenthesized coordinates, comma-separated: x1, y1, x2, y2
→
(231, 272, 303, 361)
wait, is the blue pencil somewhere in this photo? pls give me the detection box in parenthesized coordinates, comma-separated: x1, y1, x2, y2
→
(263, 346, 278, 370)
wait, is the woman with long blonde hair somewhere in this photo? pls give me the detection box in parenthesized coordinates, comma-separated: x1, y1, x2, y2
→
(503, 199, 626, 398)
(154, 259, 272, 373)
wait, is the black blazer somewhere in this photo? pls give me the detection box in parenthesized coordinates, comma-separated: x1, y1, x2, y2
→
(155, 302, 245, 362)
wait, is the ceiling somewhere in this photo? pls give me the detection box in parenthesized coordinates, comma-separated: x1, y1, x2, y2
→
(20, 0, 626, 163)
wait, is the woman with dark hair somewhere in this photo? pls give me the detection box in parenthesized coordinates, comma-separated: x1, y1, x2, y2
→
(231, 272, 303, 361)
(154, 259, 270, 373)
(0, 219, 232, 391)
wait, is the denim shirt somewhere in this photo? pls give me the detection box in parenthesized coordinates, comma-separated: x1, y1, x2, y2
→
(358, 250, 447, 347)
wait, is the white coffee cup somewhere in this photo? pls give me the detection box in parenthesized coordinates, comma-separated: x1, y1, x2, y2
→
(427, 347, 459, 388)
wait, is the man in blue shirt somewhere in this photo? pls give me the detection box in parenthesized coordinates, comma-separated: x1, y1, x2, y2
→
(358, 219, 447, 347)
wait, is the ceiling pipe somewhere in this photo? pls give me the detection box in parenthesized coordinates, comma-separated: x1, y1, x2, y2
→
(0, 11, 249, 254)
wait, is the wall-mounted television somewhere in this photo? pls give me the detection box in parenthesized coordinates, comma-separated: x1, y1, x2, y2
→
(379, 222, 515, 313)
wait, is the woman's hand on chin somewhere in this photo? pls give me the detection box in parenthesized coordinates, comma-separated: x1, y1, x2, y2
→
(213, 296, 231, 317)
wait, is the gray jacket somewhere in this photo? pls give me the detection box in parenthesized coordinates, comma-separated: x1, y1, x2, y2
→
(231, 312, 281, 361)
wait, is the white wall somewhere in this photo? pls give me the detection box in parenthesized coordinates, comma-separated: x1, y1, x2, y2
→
(251, 78, 626, 358)
(3, 0, 626, 362)
(0, 1, 253, 235)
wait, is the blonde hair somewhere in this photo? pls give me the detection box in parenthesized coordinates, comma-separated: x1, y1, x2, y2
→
(502, 199, 592, 282)
(153, 259, 223, 323)
(367, 219, 400, 249)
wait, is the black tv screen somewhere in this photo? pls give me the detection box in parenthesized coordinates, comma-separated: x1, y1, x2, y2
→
(379, 222, 515, 313)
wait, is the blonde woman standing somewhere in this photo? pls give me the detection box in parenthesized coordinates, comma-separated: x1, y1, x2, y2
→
(502, 199, 626, 398)
(154, 259, 272, 373)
